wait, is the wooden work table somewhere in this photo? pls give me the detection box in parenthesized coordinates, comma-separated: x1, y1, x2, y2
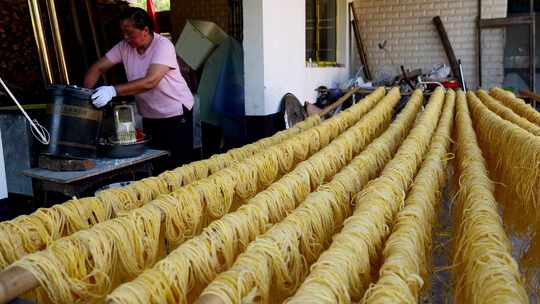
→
(22, 149, 169, 205)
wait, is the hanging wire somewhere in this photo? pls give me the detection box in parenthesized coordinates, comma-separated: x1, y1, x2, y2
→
(0, 77, 50, 145)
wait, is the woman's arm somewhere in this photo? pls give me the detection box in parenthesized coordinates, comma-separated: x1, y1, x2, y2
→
(83, 57, 116, 88)
(114, 64, 170, 96)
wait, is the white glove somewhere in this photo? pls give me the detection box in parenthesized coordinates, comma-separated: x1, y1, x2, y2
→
(91, 86, 116, 108)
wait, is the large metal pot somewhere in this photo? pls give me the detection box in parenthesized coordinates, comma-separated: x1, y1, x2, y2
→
(46, 85, 103, 158)
(97, 136, 151, 158)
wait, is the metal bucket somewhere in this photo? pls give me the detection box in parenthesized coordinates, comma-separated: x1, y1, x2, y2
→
(46, 85, 103, 158)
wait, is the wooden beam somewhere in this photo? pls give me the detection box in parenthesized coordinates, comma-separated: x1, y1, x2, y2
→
(319, 87, 360, 117)
(479, 15, 533, 28)
(0, 266, 39, 304)
(519, 89, 539, 109)
(349, 3, 372, 80)
(0, 104, 47, 111)
(433, 16, 461, 82)
(198, 294, 226, 304)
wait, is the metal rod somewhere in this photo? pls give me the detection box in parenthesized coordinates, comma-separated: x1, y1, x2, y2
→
(478, 0, 482, 88)
(27, 0, 54, 85)
(45, 0, 70, 84)
(315, 0, 321, 63)
(459, 59, 467, 91)
(530, 0, 536, 95)
(83, 0, 107, 83)
(69, 0, 90, 69)
(0, 77, 50, 144)
(84, 0, 101, 59)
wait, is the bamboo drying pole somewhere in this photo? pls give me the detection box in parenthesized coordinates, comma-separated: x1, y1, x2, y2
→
(519, 89, 539, 109)
(0, 267, 39, 304)
(319, 87, 361, 117)
(198, 294, 226, 304)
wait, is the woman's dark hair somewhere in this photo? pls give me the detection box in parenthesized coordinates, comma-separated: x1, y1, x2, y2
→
(119, 7, 154, 32)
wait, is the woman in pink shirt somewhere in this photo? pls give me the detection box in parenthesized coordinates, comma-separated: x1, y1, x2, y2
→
(84, 7, 194, 171)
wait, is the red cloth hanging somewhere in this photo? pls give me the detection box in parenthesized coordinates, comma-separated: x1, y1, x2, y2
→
(147, 0, 160, 33)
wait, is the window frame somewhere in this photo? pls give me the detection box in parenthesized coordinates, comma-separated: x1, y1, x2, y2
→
(306, 0, 343, 67)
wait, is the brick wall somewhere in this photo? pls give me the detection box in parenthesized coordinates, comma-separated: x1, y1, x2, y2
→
(353, 0, 508, 89)
(170, 0, 231, 41)
(480, 0, 507, 89)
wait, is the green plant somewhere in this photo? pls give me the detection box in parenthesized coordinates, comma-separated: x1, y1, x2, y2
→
(131, 0, 170, 12)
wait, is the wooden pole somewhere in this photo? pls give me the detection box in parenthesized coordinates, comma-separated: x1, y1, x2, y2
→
(519, 89, 540, 109)
(0, 266, 39, 304)
(319, 87, 360, 117)
(433, 16, 461, 82)
(349, 2, 372, 80)
(197, 294, 226, 304)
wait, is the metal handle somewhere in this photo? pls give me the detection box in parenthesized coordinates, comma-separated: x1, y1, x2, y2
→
(0, 77, 50, 144)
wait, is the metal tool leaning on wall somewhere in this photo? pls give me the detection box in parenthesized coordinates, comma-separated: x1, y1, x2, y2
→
(0, 77, 50, 146)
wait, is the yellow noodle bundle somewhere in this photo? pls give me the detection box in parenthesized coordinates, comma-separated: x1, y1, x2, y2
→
(146, 186, 205, 246)
(0, 114, 324, 271)
(360, 91, 455, 303)
(149, 132, 316, 249)
(48, 197, 113, 236)
(148, 89, 387, 248)
(9, 89, 386, 303)
(490, 87, 540, 126)
(15, 206, 163, 303)
(199, 90, 426, 304)
(0, 197, 110, 270)
(467, 92, 540, 254)
(452, 90, 527, 303)
(107, 88, 405, 304)
(101, 114, 322, 211)
(288, 87, 446, 303)
(477, 89, 540, 136)
(100, 177, 169, 216)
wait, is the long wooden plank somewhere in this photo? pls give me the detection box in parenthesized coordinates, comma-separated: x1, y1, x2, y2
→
(479, 15, 533, 28)
(319, 87, 360, 117)
(0, 266, 38, 304)
(349, 3, 372, 80)
(433, 16, 460, 81)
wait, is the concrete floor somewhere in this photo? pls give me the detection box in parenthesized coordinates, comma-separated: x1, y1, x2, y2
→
(424, 165, 539, 303)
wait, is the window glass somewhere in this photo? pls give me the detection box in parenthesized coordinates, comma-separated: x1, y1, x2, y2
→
(306, 0, 337, 64)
